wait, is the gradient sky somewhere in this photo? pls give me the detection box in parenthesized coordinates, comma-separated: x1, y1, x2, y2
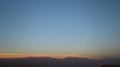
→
(0, 0, 120, 59)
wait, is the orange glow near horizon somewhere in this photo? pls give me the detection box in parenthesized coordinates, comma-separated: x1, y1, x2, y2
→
(0, 53, 94, 59)
(0, 54, 42, 58)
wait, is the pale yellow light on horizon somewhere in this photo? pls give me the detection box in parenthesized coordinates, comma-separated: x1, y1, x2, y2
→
(0, 53, 96, 59)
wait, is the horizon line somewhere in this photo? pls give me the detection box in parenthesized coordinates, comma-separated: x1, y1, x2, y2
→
(0, 53, 100, 60)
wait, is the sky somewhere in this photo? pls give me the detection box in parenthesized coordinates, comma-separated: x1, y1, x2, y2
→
(0, 0, 120, 59)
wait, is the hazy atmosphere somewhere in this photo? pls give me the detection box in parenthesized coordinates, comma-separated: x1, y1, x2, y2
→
(0, 0, 120, 59)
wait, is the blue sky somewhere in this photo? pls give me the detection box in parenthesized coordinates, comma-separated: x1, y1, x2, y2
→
(0, 0, 120, 58)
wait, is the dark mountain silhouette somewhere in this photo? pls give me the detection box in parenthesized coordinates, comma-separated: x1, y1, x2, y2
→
(102, 64, 120, 67)
(0, 57, 119, 67)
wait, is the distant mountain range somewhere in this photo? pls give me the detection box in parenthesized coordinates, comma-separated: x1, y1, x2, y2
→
(0, 57, 120, 67)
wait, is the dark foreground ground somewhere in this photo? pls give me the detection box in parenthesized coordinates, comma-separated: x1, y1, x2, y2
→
(0, 57, 120, 67)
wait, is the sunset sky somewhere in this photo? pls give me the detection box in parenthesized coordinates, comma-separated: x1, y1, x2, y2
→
(0, 0, 120, 59)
